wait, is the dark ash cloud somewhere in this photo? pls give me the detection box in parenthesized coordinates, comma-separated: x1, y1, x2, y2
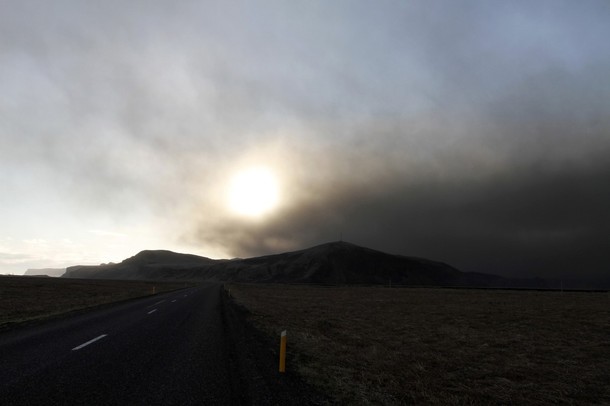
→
(192, 153, 610, 279)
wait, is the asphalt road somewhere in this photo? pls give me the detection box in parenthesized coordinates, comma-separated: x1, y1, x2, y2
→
(0, 284, 322, 405)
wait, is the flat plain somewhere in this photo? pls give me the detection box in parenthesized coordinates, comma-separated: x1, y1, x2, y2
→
(227, 284, 610, 405)
(0, 275, 189, 329)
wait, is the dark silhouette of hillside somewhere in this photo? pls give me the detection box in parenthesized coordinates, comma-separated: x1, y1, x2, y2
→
(63, 241, 548, 288)
(64, 250, 219, 281)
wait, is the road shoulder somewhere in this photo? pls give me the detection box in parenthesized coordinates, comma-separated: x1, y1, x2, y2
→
(220, 287, 331, 405)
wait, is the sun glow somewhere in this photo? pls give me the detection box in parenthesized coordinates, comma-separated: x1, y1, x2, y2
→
(228, 167, 280, 218)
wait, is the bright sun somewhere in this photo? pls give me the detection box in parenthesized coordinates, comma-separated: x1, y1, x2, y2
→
(228, 167, 280, 218)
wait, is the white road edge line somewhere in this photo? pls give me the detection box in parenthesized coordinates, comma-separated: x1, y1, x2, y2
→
(148, 309, 157, 314)
(72, 334, 108, 351)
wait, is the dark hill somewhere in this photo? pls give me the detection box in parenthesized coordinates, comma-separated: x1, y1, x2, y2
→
(196, 241, 468, 285)
(121, 250, 216, 266)
(62, 241, 547, 288)
(63, 250, 218, 280)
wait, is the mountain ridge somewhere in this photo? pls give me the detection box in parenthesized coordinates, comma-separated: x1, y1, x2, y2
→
(62, 241, 550, 288)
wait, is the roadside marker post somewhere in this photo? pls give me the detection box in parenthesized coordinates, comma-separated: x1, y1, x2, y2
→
(279, 330, 287, 373)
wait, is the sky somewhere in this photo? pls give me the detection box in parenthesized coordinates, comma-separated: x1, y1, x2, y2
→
(1, 0, 609, 280)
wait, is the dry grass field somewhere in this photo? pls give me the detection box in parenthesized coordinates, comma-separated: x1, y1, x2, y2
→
(227, 284, 610, 405)
(0, 276, 189, 329)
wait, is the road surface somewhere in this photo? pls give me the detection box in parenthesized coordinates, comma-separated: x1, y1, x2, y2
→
(0, 284, 321, 405)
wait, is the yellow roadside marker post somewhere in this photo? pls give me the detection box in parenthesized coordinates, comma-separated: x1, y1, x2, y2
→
(279, 330, 287, 373)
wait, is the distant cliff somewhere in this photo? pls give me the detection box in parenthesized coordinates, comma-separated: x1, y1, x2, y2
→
(24, 268, 66, 277)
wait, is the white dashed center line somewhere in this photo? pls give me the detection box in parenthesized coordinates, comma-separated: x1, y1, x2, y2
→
(171, 300, 176, 303)
(72, 334, 108, 351)
(148, 309, 158, 315)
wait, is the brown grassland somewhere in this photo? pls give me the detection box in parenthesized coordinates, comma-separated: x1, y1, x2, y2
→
(227, 284, 610, 405)
(0, 276, 189, 329)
